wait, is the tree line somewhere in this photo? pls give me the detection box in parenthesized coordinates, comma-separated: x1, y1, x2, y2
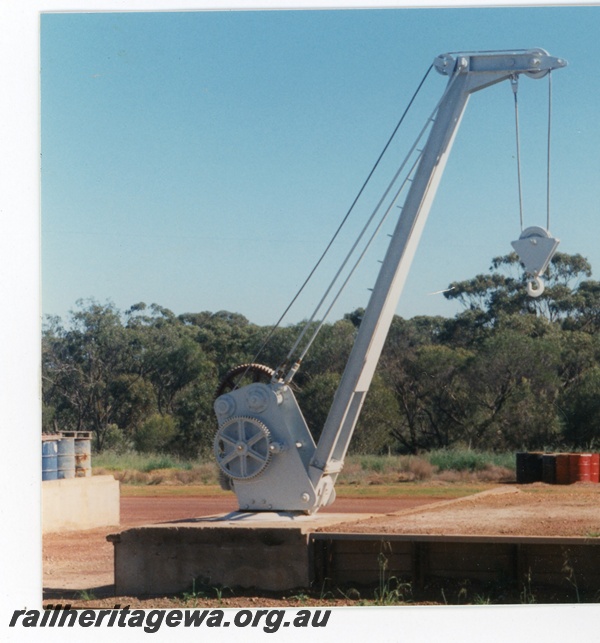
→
(42, 252, 600, 456)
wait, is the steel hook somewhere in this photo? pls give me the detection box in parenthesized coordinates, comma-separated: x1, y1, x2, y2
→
(526, 275, 545, 298)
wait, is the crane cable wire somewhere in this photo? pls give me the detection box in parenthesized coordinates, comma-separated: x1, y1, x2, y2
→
(512, 70, 554, 233)
(511, 75, 524, 232)
(285, 152, 422, 371)
(243, 64, 435, 378)
(546, 71, 553, 231)
(291, 152, 424, 372)
(281, 69, 463, 381)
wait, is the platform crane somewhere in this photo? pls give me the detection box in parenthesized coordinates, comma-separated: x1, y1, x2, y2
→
(213, 49, 567, 514)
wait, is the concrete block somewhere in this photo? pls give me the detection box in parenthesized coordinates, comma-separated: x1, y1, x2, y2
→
(108, 512, 375, 595)
(42, 475, 120, 534)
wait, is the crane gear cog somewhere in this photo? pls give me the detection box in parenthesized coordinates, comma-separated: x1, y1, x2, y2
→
(218, 469, 234, 491)
(214, 416, 272, 480)
(215, 363, 275, 399)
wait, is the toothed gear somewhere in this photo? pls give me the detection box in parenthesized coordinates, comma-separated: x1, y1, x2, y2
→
(218, 469, 234, 491)
(215, 363, 275, 399)
(214, 416, 272, 480)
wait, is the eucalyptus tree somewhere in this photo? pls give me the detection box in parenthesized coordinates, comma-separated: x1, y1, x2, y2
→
(42, 300, 143, 449)
(444, 252, 593, 327)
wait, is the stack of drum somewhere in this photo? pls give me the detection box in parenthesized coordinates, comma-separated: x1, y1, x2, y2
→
(516, 452, 600, 484)
(42, 431, 92, 480)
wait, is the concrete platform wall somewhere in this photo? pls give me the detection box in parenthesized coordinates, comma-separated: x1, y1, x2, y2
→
(109, 525, 310, 595)
(108, 515, 600, 597)
(312, 533, 600, 592)
(42, 475, 120, 534)
(108, 513, 376, 595)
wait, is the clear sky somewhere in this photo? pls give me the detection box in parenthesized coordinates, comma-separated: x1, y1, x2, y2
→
(41, 7, 600, 327)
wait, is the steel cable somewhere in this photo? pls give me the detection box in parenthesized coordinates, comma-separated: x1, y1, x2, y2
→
(282, 70, 463, 379)
(511, 75, 524, 232)
(547, 71, 553, 231)
(246, 64, 435, 374)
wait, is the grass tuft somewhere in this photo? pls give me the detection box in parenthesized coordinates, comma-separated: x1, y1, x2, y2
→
(427, 449, 515, 473)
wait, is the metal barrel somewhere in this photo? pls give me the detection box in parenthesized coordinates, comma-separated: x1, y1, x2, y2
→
(554, 453, 571, 485)
(516, 452, 528, 483)
(542, 454, 556, 484)
(577, 454, 592, 482)
(57, 437, 75, 479)
(42, 439, 58, 481)
(568, 453, 581, 483)
(516, 452, 543, 484)
(590, 454, 600, 483)
(528, 452, 544, 483)
(75, 435, 92, 477)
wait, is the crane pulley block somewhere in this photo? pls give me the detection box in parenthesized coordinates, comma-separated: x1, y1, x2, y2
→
(511, 226, 560, 297)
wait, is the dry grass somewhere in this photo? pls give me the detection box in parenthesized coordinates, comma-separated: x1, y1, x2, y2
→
(94, 450, 515, 488)
(339, 454, 512, 486)
(94, 462, 219, 486)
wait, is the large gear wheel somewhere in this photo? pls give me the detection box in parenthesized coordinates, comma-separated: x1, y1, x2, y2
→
(215, 363, 275, 399)
(214, 416, 272, 480)
(218, 469, 234, 491)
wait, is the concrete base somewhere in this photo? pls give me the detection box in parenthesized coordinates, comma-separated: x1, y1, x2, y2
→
(108, 508, 600, 597)
(107, 512, 376, 595)
(42, 475, 120, 534)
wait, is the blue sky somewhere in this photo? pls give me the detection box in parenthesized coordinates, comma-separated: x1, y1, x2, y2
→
(41, 7, 600, 327)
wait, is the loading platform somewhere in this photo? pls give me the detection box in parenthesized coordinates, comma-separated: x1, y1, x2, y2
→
(108, 512, 600, 596)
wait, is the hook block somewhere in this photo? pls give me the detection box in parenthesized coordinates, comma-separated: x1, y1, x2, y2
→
(511, 226, 560, 278)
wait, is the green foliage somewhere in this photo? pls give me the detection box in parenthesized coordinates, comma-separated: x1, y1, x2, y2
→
(102, 423, 132, 454)
(458, 329, 563, 450)
(297, 371, 340, 444)
(427, 449, 514, 472)
(382, 341, 472, 453)
(140, 454, 184, 472)
(520, 571, 537, 604)
(134, 414, 178, 453)
(42, 300, 135, 448)
(179, 578, 231, 605)
(444, 251, 594, 325)
(560, 365, 600, 447)
(341, 451, 511, 483)
(352, 375, 399, 455)
(42, 251, 600, 459)
(358, 455, 386, 473)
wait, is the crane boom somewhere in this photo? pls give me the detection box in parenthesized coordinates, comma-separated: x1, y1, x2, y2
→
(309, 49, 566, 489)
(213, 49, 566, 514)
